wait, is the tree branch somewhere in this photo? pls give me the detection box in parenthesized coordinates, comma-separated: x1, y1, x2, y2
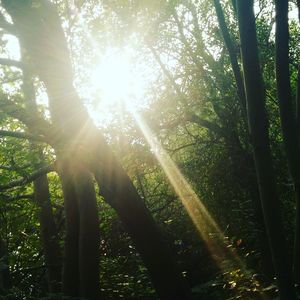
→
(0, 164, 56, 191)
(185, 112, 225, 136)
(0, 96, 57, 146)
(0, 58, 25, 70)
(0, 163, 31, 171)
(0, 193, 34, 201)
(0, 130, 46, 143)
(165, 142, 196, 155)
(147, 40, 225, 137)
(147, 43, 183, 98)
(0, 12, 16, 35)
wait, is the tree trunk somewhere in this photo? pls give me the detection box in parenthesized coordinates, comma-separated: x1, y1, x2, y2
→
(0, 237, 9, 293)
(22, 53, 62, 294)
(58, 156, 101, 299)
(226, 133, 275, 280)
(72, 160, 100, 299)
(33, 175, 62, 293)
(58, 160, 80, 297)
(89, 132, 192, 300)
(274, 0, 300, 285)
(236, 1, 296, 299)
(213, 0, 247, 122)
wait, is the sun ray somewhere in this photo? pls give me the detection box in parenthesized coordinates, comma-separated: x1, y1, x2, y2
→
(131, 111, 268, 299)
(64, 2, 267, 296)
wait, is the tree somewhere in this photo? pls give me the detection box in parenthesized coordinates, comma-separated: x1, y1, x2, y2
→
(1, 0, 191, 299)
(236, 1, 295, 298)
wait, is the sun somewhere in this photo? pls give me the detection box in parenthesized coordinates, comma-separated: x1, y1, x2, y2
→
(87, 48, 147, 125)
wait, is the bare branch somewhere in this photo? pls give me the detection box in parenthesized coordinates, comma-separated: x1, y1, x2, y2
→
(147, 43, 183, 98)
(147, 41, 225, 137)
(165, 142, 196, 155)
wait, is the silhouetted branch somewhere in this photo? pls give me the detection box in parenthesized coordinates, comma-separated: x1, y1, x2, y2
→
(0, 96, 57, 146)
(0, 58, 25, 69)
(0, 193, 34, 201)
(0, 163, 56, 191)
(0, 12, 16, 35)
(0, 130, 46, 142)
(0, 163, 31, 171)
(185, 112, 225, 136)
(165, 142, 196, 155)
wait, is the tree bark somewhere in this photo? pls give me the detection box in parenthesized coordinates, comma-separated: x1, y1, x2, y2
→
(0, 237, 10, 293)
(72, 160, 100, 299)
(33, 175, 62, 293)
(57, 159, 80, 297)
(274, 0, 300, 285)
(236, 1, 296, 299)
(89, 132, 192, 300)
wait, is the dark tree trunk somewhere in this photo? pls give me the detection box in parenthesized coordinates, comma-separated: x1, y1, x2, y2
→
(22, 54, 62, 294)
(213, 0, 247, 122)
(0, 237, 9, 292)
(236, 1, 296, 299)
(89, 133, 192, 300)
(72, 162, 100, 299)
(226, 134, 274, 280)
(274, 0, 300, 285)
(58, 157, 101, 299)
(248, 183, 275, 279)
(33, 176, 62, 293)
(58, 160, 80, 297)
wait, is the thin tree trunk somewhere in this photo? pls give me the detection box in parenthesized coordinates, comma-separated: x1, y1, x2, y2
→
(274, 0, 300, 285)
(236, 1, 296, 299)
(226, 133, 275, 279)
(72, 160, 100, 299)
(213, 0, 247, 122)
(0, 237, 9, 292)
(33, 176, 62, 293)
(248, 183, 275, 279)
(212, 2, 274, 277)
(22, 58, 62, 293)
(58, 160, 80, 297)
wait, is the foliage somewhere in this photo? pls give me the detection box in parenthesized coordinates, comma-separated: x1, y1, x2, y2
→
(0, 0, 299, 299)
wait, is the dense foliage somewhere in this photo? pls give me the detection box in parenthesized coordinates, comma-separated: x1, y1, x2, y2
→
(0, 0, 299, 299)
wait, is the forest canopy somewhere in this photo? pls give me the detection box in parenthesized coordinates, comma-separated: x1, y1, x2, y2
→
(0, 0, 300, 299)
